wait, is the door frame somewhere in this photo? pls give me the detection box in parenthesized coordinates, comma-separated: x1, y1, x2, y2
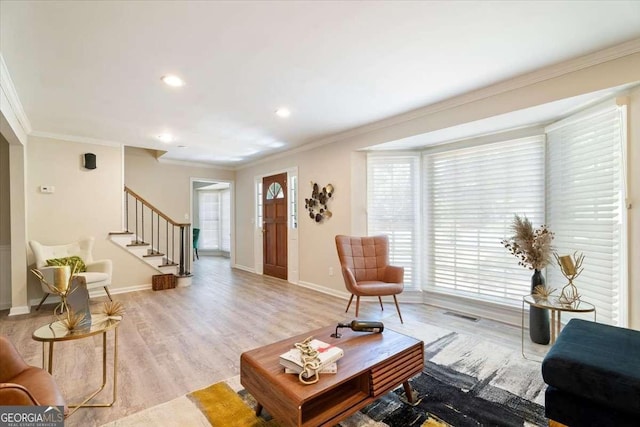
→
(189, 177, 235, 266)
(254, 167, 298, 284)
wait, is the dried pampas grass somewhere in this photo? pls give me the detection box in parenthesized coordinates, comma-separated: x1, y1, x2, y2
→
(502, 214, 554, 270)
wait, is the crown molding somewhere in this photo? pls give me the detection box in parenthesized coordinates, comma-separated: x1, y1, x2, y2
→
(241, 38, 640, 170)
(0, 53, 31, 143)
(29, 130, 124, 147)
(156, 156, 235, 171)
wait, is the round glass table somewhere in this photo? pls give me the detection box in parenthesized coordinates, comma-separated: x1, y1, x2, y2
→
(32, 314, 122, 416)
(521, 295, 595, 359)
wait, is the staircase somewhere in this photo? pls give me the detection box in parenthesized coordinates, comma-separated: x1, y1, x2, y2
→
(109, 186, 192, 286)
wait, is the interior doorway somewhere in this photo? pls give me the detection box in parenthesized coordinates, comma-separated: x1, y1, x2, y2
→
(262, 173, 288, 280)
(191, 179, 233, 262)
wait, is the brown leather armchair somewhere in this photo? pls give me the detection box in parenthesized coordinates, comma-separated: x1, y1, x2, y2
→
(335, 235, 404, 323)
(0, 335, 66, 409)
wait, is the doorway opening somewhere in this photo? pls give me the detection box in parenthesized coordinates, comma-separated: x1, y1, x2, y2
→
(191, 179, 233, 264)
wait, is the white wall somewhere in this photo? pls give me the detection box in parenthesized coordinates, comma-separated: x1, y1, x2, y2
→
(25, 135, 152, 300)
(235, 147, 355, 295)
(125, 147, 235, 223)
(0, 134, 10, 308)
(236, 52, 640, 328)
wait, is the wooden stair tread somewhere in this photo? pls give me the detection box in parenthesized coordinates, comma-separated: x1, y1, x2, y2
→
(160, 262, 178, 267)
(127, 242, 149, 247)
(109, 231, 134, 235)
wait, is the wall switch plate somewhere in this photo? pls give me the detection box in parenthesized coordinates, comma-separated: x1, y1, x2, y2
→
(40, 185, 55, 193)
(329, 267, 334, 276)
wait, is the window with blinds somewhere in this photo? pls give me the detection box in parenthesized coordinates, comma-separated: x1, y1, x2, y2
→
(221, 189, 231, 253)
(367, 153, 420, 289)
(199, 189, 231, 253)
(545, 104, 626, 326)
(425, 136, 545, 305)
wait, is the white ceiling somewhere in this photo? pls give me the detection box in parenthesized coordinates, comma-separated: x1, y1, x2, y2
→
(1, 1, 640, 167)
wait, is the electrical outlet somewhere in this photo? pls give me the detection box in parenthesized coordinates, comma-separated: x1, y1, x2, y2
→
(329, 267, 334, 276)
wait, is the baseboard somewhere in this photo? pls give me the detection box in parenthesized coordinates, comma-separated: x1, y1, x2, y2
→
(89, 283, 152, 298)
(8, 306, 30, 316)
(297, 281, 351, 300)
(232, 264, 256, 274)
(423, 291, 522, 326)
(23, 283, 153, 309)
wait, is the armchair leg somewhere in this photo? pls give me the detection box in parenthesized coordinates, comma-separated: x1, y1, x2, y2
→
(195, 248, 199, 260)
(355, 296, 360, 318)
(104, 286, 113, 301)
(35, 293, 50, 311)
(393, 295, 404, 324)
(378, 297, 384, 310)
(345, 294, 354, 313)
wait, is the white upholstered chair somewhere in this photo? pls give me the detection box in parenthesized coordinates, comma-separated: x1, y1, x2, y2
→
(29, 237, 113, 310)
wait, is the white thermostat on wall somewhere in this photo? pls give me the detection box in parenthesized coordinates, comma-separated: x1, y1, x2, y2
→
(40, 185, 55, 193)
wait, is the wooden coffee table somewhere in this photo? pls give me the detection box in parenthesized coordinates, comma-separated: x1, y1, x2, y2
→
(240, 325, 424, 427)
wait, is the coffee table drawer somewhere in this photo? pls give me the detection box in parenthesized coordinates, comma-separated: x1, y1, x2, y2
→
(370, 344, 423, 397)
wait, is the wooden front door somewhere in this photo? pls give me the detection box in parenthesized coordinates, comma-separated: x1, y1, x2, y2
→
(263, 173, 288, 280)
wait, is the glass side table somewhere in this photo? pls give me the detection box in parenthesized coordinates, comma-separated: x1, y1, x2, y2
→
(32, 314, 121, 417)
(521, 295, 595, 360)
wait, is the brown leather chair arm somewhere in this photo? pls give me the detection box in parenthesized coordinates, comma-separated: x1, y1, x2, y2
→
(383, 265, 404, 284)
(0, 383, 41, 405)
(340, 266, 359, 294)
(0, 336, 29, 381)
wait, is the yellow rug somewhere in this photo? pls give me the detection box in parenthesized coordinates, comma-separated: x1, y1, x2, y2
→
(188, 382, 278, 427)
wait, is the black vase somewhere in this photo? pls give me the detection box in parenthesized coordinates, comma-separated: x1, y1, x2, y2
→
(530, 269, 550, 345)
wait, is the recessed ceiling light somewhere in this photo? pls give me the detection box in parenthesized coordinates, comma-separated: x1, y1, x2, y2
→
(161, 75, 185, 87)
(157, 133, 174, 143)
(275, 108, 291, 118)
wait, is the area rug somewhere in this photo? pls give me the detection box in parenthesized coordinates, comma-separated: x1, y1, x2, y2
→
(103, 325, 547, 427)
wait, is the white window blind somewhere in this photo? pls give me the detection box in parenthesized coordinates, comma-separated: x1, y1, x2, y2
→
(199, 191, 220, 250)
(367, 153, 420, 289)
(425, 136, 545, 305)
(199, 188, 231, 253)
(545, 104, 625, 326)
(221, 189, 231, 253)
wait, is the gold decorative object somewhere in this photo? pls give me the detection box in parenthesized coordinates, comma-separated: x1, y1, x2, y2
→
(532, 284, 555, 299)
(305, 182, 334, 223)
(554, 251, 585, 305)
(60, 310, 87, 331)
(294, 336, 321, 385)
(31, 260, 83, 324)
(102, 301, 125, 318)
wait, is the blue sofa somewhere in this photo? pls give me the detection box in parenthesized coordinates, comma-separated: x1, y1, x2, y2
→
(541, 319, 640, 426)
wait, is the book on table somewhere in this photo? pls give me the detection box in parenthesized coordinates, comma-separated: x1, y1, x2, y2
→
(279, 339, 343, 376)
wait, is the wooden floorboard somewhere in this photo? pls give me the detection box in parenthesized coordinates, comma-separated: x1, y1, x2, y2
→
(0, 256, 548, 426)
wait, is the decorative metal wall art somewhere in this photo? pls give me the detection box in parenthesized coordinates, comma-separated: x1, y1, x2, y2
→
(305, 182, 334, 223)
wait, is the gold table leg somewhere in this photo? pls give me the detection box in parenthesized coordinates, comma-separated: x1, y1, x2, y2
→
(66, 328, 119, 417)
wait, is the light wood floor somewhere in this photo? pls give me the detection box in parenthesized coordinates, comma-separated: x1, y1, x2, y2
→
(0, 256, 547, 426)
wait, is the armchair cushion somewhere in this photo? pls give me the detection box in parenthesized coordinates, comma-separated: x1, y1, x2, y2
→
(30, 238, 95, 268)
(46, 255, 87, 272)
